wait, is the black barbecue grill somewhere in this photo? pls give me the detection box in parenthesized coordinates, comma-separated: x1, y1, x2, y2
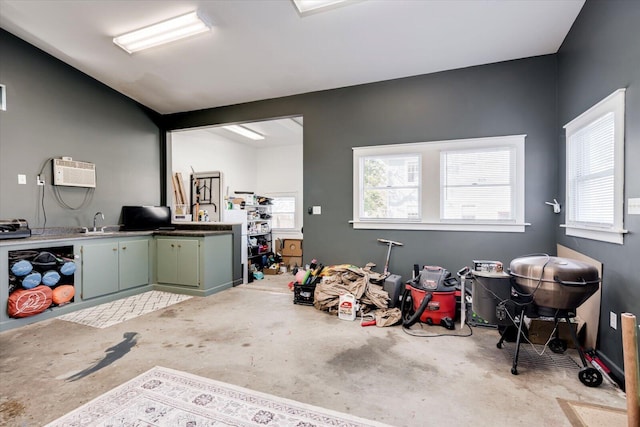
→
(497, 255, 603, 387)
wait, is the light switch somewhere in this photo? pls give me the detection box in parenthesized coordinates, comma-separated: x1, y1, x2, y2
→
(629, 198, 640, 215)
(18, 174, 26, 185)
(312, 206, 322, 215)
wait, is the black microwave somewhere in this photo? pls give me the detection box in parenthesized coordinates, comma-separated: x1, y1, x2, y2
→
(121, 206, 173, 231)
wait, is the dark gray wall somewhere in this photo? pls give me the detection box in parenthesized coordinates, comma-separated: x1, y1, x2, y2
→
(164, 55, 559, 281)
(0, 30, 161, 229)
(557, 0, 640, 378)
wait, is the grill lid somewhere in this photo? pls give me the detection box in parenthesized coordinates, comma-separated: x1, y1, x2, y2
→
(509, 255, 600, 286)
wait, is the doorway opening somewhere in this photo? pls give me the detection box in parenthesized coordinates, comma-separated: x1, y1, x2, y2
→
(166, 116, 304, 281)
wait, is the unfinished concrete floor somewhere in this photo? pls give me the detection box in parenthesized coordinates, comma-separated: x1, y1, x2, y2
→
(0, 274, 627, 426)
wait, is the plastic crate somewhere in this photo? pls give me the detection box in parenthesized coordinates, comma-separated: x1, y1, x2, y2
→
(293, 283, 315, 306)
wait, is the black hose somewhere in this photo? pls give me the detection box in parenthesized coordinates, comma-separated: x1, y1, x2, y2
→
(402, 288, 433, 328)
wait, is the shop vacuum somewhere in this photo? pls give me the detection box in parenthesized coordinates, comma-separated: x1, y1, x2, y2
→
(401, 265, 458, 329)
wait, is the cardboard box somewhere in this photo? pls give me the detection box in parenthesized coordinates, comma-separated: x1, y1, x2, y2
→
(263, 267, 280, 275)
(282, 256, 303, 269)
(526, 317, 585, 348)
(282, 239, 303, 256)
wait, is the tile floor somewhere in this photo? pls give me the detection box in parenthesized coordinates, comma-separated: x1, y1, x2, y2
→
(57, 290, 192, 328)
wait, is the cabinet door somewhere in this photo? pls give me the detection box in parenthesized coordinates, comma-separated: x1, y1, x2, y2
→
(176, 239, 199, 287)
(82, 242, 119, 299)
(156, 239, 178, 284)
(119, 239, 149, 290)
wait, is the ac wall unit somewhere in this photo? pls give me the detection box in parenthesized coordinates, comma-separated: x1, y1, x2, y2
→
(53, 158, 96, 188)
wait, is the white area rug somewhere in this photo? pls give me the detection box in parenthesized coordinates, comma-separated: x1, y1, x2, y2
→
(45, 366, 391, 427)
(57, 291, 192, 328)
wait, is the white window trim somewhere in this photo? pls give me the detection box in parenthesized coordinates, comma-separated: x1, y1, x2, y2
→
(562, 88, 627, 245)
(351, 135, 528, 232)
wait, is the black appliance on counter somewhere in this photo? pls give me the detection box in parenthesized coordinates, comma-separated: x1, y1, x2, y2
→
(0, 219, 31, 239)
(121, 206, 173, 231)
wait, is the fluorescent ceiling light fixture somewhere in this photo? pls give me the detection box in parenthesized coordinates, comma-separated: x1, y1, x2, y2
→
(113, 11, 210, 54)
(292, 0, 351, 15)
(223, 125, 265, 140)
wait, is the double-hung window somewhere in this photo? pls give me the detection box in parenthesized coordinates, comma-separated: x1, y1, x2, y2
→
(441, 147, 516, 222)
(563, 89, 626, 244)
(360, 154, 421, 220)
(269, 194, 297, 230)
(352, 135, 526, 232)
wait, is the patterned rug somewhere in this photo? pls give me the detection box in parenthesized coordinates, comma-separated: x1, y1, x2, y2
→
(57, 291, 192, 328)
(45, 366, 391, 427)
(557, 398, 627, 427)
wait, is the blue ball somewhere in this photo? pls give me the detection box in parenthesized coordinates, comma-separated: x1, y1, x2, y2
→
(22, 272, 42, 289)
(42, 270, 61, 286)
(11, 260, 33, 276)
(60, 261, 76, 276)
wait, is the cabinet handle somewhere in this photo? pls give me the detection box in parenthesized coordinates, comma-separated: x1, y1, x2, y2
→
(112, 248, 117, 251)
(171, 244, 175, 248)
(121, 246, 127, 250)
(178, 244, 182, 248)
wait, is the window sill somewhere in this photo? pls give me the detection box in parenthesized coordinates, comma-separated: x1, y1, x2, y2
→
(350, 220, 528, 233)
(561, 224, 627, 245)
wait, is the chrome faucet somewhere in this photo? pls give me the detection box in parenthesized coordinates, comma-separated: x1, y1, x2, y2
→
(93, 212, 104, 232)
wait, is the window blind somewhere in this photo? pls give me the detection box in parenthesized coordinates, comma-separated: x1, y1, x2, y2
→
(440, 147, 515, 221)
(567, 112, 615, 227)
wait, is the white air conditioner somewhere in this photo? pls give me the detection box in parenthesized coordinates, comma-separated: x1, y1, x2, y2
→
(53, 158, 96, 188)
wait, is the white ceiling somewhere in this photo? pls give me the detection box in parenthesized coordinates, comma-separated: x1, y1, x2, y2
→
(0, 0, 585, 115)
(176, 116, 304, 148)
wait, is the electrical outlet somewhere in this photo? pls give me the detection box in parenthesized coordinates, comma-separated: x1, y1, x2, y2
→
(610, 311, 617, 330)
(37, 175, 45, 186)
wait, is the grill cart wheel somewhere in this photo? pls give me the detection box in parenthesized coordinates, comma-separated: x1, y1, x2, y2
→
(549, 338, 567, 354)
(578, 367, 603, 387)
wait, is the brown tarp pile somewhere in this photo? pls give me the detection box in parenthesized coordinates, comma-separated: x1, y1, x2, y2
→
(313, 264, 402, 327)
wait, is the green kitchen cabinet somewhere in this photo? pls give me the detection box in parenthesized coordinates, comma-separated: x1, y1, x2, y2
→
(156, 238, 200, 287)
(81, 238, 150, 299)
(154, 234, 233, 296)
(118, 239, 150, 290)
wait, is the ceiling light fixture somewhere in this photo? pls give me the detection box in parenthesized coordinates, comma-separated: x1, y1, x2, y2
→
(113, 11, 210, 54)
(223, 125, 265, 141)
(292, 0, 351, 15)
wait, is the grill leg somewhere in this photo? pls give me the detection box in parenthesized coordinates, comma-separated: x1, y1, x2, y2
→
(510, 306, 527, 375)
(564, 313, 588, 367)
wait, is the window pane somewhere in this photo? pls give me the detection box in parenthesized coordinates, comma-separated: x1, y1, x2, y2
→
(362, 188, 420, 219)
(270, 196, 296, 229)
(272, 213, 295, 229)
(443, 186, 513, 220)
(441, 148, 514, 221)
(575, 176, 613, 224)
(361, 154, 420, 220)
